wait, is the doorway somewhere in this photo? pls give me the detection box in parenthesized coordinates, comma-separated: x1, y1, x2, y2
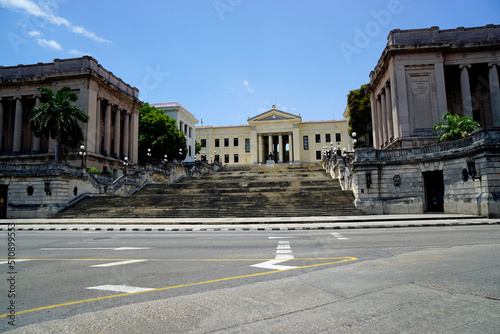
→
(423, 171, 444, 212)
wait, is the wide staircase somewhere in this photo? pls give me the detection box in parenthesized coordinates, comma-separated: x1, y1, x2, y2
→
(55, 163, 365, 218)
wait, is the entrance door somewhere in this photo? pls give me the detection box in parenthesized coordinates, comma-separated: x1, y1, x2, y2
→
(0, 185, 7, 219)
(423, 171, 444, 212)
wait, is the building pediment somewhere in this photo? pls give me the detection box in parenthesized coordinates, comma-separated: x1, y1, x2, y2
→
(247, 106, 301, 124)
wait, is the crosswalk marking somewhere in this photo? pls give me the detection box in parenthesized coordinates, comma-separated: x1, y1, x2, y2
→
(90, 260, 147, 268)
(330, 232, 349, 240)
(86, 285, 154, 293)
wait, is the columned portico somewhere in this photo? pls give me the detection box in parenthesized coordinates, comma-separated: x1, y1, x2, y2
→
(247, 107, 303, 164)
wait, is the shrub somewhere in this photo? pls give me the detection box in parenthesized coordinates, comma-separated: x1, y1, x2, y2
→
(86, 167, 100, 174)
(101, 170, 112, 176)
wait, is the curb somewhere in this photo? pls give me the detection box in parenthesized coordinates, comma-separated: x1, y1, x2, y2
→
(2, 220, 499, 232)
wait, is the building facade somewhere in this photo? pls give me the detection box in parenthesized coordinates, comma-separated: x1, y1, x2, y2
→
(196, 106, 351, 165)
(0, 56, 142, 175)
(151, 102, 199, 162)
(366, 24, 500, 149)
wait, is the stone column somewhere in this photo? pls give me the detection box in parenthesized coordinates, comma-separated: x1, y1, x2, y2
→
(460, 64, 473, 117)
(113, 108, 121, 157)
(0, 98, 4, 152)
(95, 97, 101, 154)
(489, 63, 500, 126)
(380, 90, 388, 146)
(385, 83, 394, 141)
(292, 128, 300, 163)
(103, 102, 111, 156)
(376, 96, 383, 148)
(278, 132, 283, 163)
(123, 112, 130, 160)
(257, 132, 262, 164)
(268, 132, 273, 159)
(370, 95, 379, 149)
(288, 131, 294, 162)
(32, 95, 41, 153)
(13, 96, 23, 154)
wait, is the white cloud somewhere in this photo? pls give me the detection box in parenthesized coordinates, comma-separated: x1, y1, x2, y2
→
(37, 38, 62, 50)
(68, 49, 89, 57)
(243, 80, 255, 93)
(28, 30, 41, 37)
(0, 0, 109, 43)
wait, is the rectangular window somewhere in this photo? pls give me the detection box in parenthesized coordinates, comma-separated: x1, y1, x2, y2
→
(189, 145, 192, 157)
(245, 138, 250, 152)
(234, 138, 238, 146)
(224, 138, 229, 147)
(201, 139, 206, 147)
(335, 133, 341, 142)
(189, 127, 192, 138)
(234, 154, 239, 163)
(215, 139, 220, 147)
(224, 154, 229, 163)
(315, 134, 321, 143)
(303, 136, 309, 150)
(316, 151, 322, 160)
(326, 133, 331, 143)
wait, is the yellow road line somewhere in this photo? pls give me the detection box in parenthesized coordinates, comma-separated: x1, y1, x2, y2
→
(0, 257, 357, 318)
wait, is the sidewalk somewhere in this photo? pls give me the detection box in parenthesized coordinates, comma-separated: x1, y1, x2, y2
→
(1, 214, 498, 231)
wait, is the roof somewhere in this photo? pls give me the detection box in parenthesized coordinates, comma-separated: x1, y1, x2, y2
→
(151, 102, 198, 123)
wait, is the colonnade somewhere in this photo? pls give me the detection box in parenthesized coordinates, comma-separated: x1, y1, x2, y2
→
(371, 81, 398, 148)
(0, 94, 138, 164)
(256, 131, 295, 164)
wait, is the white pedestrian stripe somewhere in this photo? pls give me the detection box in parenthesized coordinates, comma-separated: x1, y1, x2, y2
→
(91, 260, 147, 268)
(86, 285, 154, 293)
(0, 260, 30, 264)
(330, 232, 349, 240)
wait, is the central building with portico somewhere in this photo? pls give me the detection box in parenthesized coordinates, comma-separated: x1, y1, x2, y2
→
(196, 105, 350, 165)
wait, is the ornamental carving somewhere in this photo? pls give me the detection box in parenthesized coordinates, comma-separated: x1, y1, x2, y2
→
(260, 114, 289, 121)
(393, 175, 402, 187)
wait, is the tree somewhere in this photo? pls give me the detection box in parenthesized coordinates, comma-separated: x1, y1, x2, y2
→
(30, 86, 89, 162)
(432, 112, 481, 142)
(346, 84, 372, 147)
(139, 103, 187, 161)
(195, 141, 202, 155)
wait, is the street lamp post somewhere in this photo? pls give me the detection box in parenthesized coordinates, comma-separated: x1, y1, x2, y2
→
(352, 132, 357, 149)
(147, 148, 152, 163)
(79, 145, 86, 167)
(123, 156, 129, 175)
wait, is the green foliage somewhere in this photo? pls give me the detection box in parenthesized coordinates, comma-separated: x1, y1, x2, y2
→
(195, 141, 202, 155)
(138, 103, 187, 161)
(30, 86, 89, 162)
(432, 112, 481, 142)
(86, 167, 100, 174)
(347, 84, 372, 147)
(101, 170, 112, 176)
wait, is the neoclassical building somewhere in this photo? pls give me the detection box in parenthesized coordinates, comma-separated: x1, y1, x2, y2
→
(196, 106, 351, 165)
(151, 102, 199, 162)
(0, 56, 142, 174)
(367, 24, 500, 149)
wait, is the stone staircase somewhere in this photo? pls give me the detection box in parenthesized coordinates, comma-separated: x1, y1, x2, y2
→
(55, 163, 365, 218)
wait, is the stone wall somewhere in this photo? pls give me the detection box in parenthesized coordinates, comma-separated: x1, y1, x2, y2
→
(325, 128, 500, 217)
(0, 160, 221, 218)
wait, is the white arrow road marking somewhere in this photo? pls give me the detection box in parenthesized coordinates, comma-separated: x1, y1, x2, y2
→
(40, 247, 151, 251)
(90, 260, 147, 268)
(86, 285, 154, 293)
(250, 259, 298, 271)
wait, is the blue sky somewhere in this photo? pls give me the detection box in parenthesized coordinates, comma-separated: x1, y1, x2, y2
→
(1, 0, 499, 126)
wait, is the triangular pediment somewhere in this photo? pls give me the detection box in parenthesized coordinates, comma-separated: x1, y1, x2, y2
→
(247, 107, 301, 123)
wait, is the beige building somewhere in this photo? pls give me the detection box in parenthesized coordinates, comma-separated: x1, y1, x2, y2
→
(196, 106, 350, 165)
(0, 56, 142, 174)
(366, 24, 500, 149)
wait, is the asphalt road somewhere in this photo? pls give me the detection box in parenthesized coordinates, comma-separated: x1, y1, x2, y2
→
(1, 225, 499, 333)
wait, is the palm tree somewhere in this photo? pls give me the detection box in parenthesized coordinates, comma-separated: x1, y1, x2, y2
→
(433, 112, 481, 142)
(30, 86, 89, 162)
